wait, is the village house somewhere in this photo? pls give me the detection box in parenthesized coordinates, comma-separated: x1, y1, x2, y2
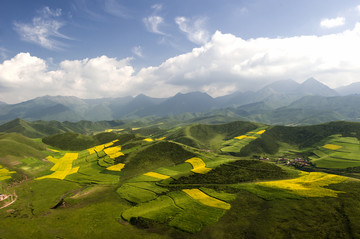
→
(277, 157, 289, 163)
(259, 157, 270, 161)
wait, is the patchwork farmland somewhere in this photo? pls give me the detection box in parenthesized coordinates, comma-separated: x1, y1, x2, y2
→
(0, 121, 360, 238)
(309, 134, 360, 168)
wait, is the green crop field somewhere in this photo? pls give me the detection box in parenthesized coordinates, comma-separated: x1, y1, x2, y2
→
(0, 121, 360, 238)
(122, 190, 231, 233)
(220, 127, 268, 154)
(309, 134, 360, 169)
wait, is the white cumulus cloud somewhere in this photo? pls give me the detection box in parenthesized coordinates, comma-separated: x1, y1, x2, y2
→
(0, 53, 137, 103)
(13, 7, 70, 50)
(3, 23, 360, 103)
(175, 16, 210, 45)
(320, 17, 345, 28)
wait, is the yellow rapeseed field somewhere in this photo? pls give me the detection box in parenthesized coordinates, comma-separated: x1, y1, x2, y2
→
(110, 152, 124, 159)
(36, 153, 79, 180)
(247, 136, 257, 139)
(183, 189, 231, 210)
(234, 129, 266, 139)
(257, 172, 347, 197)
(106, 163, 125, 171)
(87, 140, 120, 154)
(46, 156, 58, 164)
(185, 157, 212, 174)
(0, 165, 15, 181)
(104, 146, 124, 159)
(105, 129, 123, 132)
(322, 144, 342, 150)
(144, 172, 170, 179)
(104, 142, 114, 148)
(87, 148, 95, 154)
(234, 135, 257, 140)
(144, 138, 153, 142)
(105, 139, 120, 148)
(234, 135, 247, 140)
(155, 137, 166, 141)
(88, 145, 105, 154)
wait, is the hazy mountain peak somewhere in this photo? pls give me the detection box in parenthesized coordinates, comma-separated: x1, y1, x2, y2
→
(29, 95, 85, 106)
(134, 93, 148, 99)
(301, 77, 321, 86)
(168, 92, 213, 103)
(336, 82, 360, 95)
(259, 79, 299, 94)
(298, 78, 338, 96)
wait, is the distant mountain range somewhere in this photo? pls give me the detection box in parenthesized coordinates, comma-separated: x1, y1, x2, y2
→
(0, 78, 360, 125)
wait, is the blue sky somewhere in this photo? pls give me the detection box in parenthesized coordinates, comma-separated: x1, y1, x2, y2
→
(1, 0, 360, 103)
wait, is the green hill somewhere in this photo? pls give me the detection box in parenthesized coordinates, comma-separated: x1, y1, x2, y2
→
(0, 132, 46, 158)
(42, 132, 135, 151)
(239, 121, 360, 156)
(0, 120, 360, 238)
(0, 132, 48, 181)
(0, 118, 125, 138)
(167, 121, 264, 151)
(122, 141, 195, 177)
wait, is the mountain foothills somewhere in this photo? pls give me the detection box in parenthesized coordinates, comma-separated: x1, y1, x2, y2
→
(1, 78, 359, 125)
(0, 118, 360, 238)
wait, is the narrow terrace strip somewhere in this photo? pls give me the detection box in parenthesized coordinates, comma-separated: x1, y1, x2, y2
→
(182, 189, 231, 210)
(144, 172, 171, 180)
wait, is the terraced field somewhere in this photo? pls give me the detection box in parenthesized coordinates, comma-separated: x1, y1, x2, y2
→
(37, 139, 125, 184)
(0, 165, 15, 181)
(221, 127, 267, 153)
(121, 189, 234, 233)
(1, 121, 360, 238)
(309, 134, 360, 168)
(116, 152, 239, 232)
(253, 172, 347, 198)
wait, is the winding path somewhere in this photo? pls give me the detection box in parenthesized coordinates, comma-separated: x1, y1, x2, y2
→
(0, 192, 17, 210)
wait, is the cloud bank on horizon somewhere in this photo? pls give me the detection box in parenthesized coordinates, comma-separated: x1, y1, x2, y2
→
(1, 2, 360, 103)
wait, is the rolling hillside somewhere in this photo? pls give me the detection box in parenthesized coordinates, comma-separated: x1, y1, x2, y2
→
(0, 120, 360, 238)
(0, 118, 126, 138)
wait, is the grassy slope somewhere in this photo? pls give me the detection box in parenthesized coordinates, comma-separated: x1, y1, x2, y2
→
(0, 133, 49, 180)
(0, 181, 171, 239)
(167, 121, 263, 151)
(239, 121, 360, 156)
(310, 135, 360, 169)
(193, 180, 360, 239)
(42, 132, 135, 151)
(0, 118, 126, 138)
(1, 121, 360, 238)
(0, 133, 46, 158)
(122, 141, 195, 178)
